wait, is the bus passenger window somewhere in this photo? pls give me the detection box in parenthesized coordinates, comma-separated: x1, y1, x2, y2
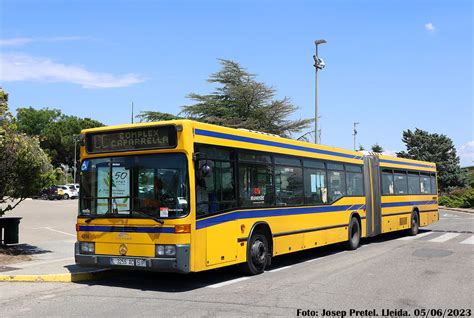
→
(346, 165, 363, 196)
(275, 166, 303, 205)
(328, 170, 346, 202)
(420, 175, 431, 194)
(430, 175, 437, 194)
(381, 172, 394, 195)
(304, 169, 327, 204)
(408, 173, 421, 194)
(196, 160, 237, 216)
(394, 173, 408, 194)
(239, 164, 274, 207)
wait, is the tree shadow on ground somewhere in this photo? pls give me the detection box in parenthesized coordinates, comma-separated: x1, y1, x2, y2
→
(0, 243, 53, 256)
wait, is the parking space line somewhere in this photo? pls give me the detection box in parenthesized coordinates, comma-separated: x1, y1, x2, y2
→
(268, 266, 292, 273)
(460, 235, 474, 245)
(398, 232, 434, 240)
(206, 277, 251, 288)
(43, 227, 76, 237)
(428, 233, 460, 243)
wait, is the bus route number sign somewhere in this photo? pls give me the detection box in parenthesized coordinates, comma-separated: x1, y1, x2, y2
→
(86, 125, 177, 153)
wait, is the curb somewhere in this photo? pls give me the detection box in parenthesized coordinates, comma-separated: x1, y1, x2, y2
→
(440, 206, 474, 214)
(0, 269, 110, 282)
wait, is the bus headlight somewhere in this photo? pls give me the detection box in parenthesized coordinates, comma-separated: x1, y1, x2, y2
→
(155, 245, 176, 257)
(165, 245, 176, 256)
(80, 242, 95, 254)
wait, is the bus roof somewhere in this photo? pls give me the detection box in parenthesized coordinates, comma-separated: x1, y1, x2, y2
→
(81, 119, 436, 172)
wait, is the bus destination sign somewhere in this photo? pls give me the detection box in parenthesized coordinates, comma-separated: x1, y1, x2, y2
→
(86, 125, 177, 153)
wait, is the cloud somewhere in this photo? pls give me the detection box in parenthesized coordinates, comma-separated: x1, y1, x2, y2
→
(0, 36, 85, 47)
(0, 54, 145, 88)
(459, 141, 474, 167)
(424, 23, 436, 32)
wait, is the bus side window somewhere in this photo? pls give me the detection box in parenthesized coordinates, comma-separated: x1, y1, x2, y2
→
(430, 175, 437, 194)
(328, 170, 346, 202)
(381, 170, 394, 195)
(239, 163, 274, 207)
(420, 174, 431, 194)
(304, 168, 327, 204)
(408, 173, 421, 194)
(196, 160, 237, 216)
(394, 172, 407, 194)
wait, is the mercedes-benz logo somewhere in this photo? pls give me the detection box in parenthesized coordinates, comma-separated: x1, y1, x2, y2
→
(119, 244, 128, 256)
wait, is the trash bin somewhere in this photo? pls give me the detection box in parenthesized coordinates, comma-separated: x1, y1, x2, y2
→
(0, 217, 22, 245)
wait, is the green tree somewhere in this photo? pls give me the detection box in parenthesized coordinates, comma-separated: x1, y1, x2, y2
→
(0, 89, 55, 215)
(357, 144, 365, 151)
(139, 59, 312, 137)
(137, 111, 182, 122)
(16, 107, 62, 136)
(41, 116, 103, 167)
(16, 107, 103, 167)
(396, 128, 466, 192)
(371, 143, 384, 153)
(0, 89, 14, 131)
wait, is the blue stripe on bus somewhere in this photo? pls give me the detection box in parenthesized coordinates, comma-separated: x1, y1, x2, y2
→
(78, 225, 175, 233)
(195, 129, 360, 161)
(196, 204, 366, 230)
(379, 159, 435, 169)
(381, 200, 436, 208)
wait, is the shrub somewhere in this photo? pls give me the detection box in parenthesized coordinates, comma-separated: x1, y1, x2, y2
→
(439, 188, 474, 208)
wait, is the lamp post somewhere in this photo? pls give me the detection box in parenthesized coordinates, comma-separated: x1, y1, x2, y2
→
(313, 39, 327, 144)
(353, 122, 360, 151)
(73, 135, 80, 184)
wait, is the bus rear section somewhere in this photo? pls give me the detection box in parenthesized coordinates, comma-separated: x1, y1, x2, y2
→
(363, 155, 438, 238)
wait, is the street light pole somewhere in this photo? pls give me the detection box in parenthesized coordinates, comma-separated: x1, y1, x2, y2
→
(73, 135, 80, 184)
(353, 122, 360, 151)
(313, 39, 327, 144)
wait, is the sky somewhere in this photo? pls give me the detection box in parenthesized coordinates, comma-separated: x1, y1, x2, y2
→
(0, 0, 472, 166)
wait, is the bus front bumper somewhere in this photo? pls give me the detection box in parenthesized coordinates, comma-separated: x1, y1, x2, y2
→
(75, 243, 190, 273)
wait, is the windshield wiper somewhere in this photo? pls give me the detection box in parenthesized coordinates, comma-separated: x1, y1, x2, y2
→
(132, 211, 165, 225)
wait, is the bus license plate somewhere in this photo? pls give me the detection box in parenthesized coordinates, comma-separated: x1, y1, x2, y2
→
(110, 258, 135, 266)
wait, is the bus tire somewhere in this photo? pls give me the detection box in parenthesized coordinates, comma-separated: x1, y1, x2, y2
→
(345, 217, 361, 250)
(408, 212, 419, 236)
(240, 232, 269, 275)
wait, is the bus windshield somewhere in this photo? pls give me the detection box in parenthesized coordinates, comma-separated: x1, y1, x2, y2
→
(79, 153, 189, 218)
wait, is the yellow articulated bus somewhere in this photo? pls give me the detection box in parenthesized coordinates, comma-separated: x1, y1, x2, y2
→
(75, 120, 438, 275)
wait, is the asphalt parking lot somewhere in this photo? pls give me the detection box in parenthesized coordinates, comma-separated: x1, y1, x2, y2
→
(0, 200, 473, 317)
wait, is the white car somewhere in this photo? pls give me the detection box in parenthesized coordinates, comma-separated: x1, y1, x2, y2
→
(66, 183, 80, 192)
(58, 185, 78, 199)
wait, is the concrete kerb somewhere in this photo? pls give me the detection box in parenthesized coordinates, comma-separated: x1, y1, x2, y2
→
(0, 269, 110, 283)
(440, 206, 474, 214)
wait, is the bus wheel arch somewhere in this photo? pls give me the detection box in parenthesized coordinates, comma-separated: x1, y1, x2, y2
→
(240, 222, 273, 275)
(248, 222, 273, 259)
(345, 212, 361, 250)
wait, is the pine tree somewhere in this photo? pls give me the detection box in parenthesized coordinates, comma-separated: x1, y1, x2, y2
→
(139, 59, 311, 138)
(396, 128, 466, 192)
(371, 143, 384, 153)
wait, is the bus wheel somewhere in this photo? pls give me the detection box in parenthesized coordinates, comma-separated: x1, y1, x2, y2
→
(408, 212, 419, 236)
(345, 217, 361, 250)
(240, 232, 268, 275)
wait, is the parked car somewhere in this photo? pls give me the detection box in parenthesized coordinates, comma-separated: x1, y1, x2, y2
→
(58, 185, 78, 200)
(66, 183, 80, 192)
(35, 186, 62, 200)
